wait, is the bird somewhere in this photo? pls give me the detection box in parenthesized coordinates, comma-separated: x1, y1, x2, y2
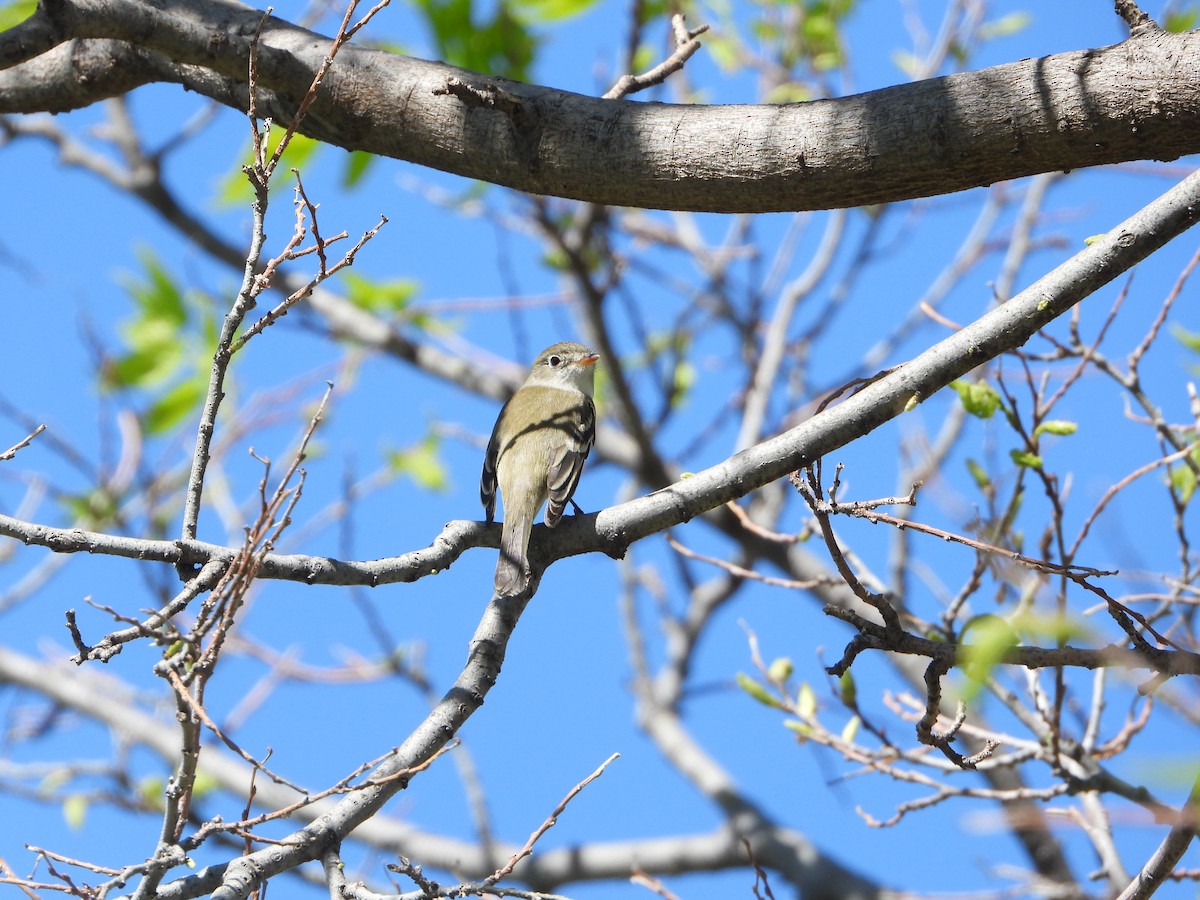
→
(481, 341, 599, 595)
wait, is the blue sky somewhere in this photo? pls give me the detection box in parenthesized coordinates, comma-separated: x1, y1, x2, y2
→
(1, 1, 1199, 898)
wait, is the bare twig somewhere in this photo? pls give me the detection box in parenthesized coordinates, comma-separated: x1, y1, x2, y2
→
(181, 1, 387, 552)
(1070, 440, 1200, 559)
(631, 870, 683, 900)
(1115, 0, 1159, 32)
(1116, 772, 1200, 900)
(836, 501, 1116, 581)
(604, 14, 709, 101)
(915, 658, 998, 769)
(0, 424, 45, 461)
(793, 467, 902, 631)
(486, 753, 621, 886)
(231, 195, 388, 350)
(667, 534, 834, 590)
(68, 558, 228, 663)
(262, 0, 393, 177)
(743, 837, 777, 900)
(725, 500, 811, 543)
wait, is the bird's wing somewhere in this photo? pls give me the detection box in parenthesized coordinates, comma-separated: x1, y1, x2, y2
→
(479, 399, 509, 524)
(544, 396, 596, 527)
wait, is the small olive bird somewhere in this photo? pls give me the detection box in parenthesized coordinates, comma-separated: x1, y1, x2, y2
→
(481, 342, 599, 595)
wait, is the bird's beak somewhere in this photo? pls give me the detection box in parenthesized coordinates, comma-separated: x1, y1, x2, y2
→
(579, 354, 600, 367)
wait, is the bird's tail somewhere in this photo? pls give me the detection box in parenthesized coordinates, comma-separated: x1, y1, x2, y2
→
(495, 506, 535, 595)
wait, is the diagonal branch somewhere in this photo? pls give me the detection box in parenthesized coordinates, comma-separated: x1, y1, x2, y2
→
(542, 166, 1200, 566)
(1116, 771, 1200, 900)
(1, 168, 1199, 602)
(0, 134, 1196, 900)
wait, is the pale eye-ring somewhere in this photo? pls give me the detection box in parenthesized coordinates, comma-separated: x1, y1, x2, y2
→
(548, 355, 562, 367)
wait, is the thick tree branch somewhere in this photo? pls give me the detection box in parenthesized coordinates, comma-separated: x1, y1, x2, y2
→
(116, 550, 874, 900)
(0, 511, 493, 585)
(1116, 772, 1200, 900)
(0, 5, 64, 70)
(541, 166, 1200, 565)
(3, 168, 1199, 598)
(3, 3, 1194, 897)
(1, 0, 1198, 212)
(0, 645, 860, 896)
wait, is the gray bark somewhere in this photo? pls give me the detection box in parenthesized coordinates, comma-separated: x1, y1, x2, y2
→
(1, 0, 1197, 212)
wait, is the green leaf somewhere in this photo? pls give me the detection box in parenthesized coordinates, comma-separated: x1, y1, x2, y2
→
(1010, 611, 1088, 644)
(965, 458, 991, 490)
(811, 51, 842, 72)
(63, 488, 119, 525)
(414, 0, 538, 82)
(1170, 448, 1200, 505)
(541, 247, 570, 271)
(705, 34, 741, 72)
(145, 374, 207, 435)
(763, 82, 812, 104)
(38, 768, 71, 793)
(801, 12, 837, 45)
(620, 332, 694, 408)
(959, 614, 1020, 698)
(342, 150, 375, 188)
(511, 0, 599, 22)
(767, 657, 793, 683)
(343, 272, 420, 315)
(751, 18, 780, 43)
(0, 0, 37, 31)
(795, 682, 817, 720)
(134, 252, 188, 325)
(634, 0, 669, 25)
(137, 776, 166, 811)
(107, 252, 214, 402)
(216, 133, 323, 207)
(1009, 449, 1043, 470)
(1165, 8, 1199, 32)
(1173, 324, 1200, 355)
(387, 435, 449, 492)
(890, 49, 919, 78)
(736, 672, 782, 709)
(192, 770, 221, 799)
(108, 340, 185, 390)
(670, 359, 696, 406)
(629, 43, 655, 76)
(783, 719, 811, 741)
(978, 11, 1032, 40)
(1034, 420, 1077, 438)
(216, 163, 254, 208)
(837, 670, 856, 707)
(950, 380, 1002, 419)
(63, 794, 88, 830)
(839, 715, 861, 744)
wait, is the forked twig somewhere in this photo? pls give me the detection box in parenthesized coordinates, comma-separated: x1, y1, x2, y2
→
(604, 14, 710, 100)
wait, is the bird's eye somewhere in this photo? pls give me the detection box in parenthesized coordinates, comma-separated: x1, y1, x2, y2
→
(548, 355, 562, 367)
